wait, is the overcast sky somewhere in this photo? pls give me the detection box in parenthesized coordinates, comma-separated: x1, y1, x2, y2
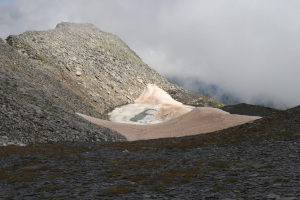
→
(1, 0, 300, 108)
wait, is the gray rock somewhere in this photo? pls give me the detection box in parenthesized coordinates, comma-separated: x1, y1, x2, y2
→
(0, 50, 126, 145)
(267, 193, 281, 199)
(75, 71, 82, 76)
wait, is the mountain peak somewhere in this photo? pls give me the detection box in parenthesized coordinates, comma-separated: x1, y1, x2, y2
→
(55, 22, 95, 29)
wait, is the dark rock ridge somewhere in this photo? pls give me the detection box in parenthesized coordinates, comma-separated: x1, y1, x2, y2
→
(168, 89, 224, 107)
(6, 22, 223, 119)
(221, 103, 280, 117)
(0, 38, 126, 145)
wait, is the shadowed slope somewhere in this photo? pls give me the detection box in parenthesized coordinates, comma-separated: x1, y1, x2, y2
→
(221, 103, 280, 117)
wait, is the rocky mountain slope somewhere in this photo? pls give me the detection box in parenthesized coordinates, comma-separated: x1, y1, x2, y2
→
(1, 22, 222, 145)
(0, 39, 126, 145)
(6, 22, 222, 120)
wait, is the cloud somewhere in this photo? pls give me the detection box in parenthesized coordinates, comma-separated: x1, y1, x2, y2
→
(1, 0, 300, 108)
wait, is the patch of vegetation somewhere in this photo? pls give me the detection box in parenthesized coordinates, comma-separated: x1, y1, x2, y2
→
(210, 185, 226, 192)
(226, 173, 238, 176)
(0, 169, 11, 179)
(107, 169, 126, 178)
(149, 167, 204, 186)
(239, 166, 255, 172)
(79, 190, 88, 195)
(14, 184, 29, 189)
(70, 186, 81, 190)
(49, 172, 69, 179)
(38, 54, 61, 69)
(36, 185, 65, 192)
(37, 196, 51, 200)
(195, 161, 206, 166)
(38, 54, 48, 62)
(111, 159, 130, 166)
(111, 158, 171, 171)
(225, 178, 238, 183)
(263, 180, 270, 185)
(204, 160, 231, 173)
(129, 173, 150, 182)
(0, 144, 91, 158)
(134, 158, 169, 169)
(103, 156, 232, 190)
(4, 162, 60, 184)
(258, 163, 274, 169)
(102, 166, 110, 170)
(152, 184, 165, 191)
(273, 177, 288, 182)
(210, 161, 230, 169)
(104, 185, 136, 195)
(7, 175, 37, 184)
(4, 194, 15, 200)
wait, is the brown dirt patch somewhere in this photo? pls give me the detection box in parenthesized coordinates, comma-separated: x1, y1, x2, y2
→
(78, 107, 260, 141)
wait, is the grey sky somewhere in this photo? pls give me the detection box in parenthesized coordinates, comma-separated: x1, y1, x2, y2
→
(1, 0, 300, 108)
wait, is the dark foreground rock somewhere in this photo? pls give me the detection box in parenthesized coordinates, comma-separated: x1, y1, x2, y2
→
(0, 106, 299, 199)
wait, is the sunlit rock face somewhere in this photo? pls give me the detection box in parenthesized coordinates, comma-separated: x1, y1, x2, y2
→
(109, 84, 193, 124)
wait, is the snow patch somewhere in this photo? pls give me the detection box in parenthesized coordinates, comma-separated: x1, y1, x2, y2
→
(109, 84, 193, 124)
(135, 84, 182, 106)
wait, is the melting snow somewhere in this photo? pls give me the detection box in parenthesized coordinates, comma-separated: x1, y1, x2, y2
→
(109, 84, 193, 124)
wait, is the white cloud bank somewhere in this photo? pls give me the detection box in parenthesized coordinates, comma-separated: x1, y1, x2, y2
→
(1, 0, 300, 108)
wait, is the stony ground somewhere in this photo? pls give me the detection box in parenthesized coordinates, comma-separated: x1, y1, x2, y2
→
(1, 106, 299, 200)
(0, 70, 126, 145)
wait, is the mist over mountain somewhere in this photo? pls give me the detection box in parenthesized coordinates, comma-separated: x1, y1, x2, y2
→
(167, 76, 288, 110)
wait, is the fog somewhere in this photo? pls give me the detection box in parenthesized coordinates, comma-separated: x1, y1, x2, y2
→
(1, 0, 300, 108)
